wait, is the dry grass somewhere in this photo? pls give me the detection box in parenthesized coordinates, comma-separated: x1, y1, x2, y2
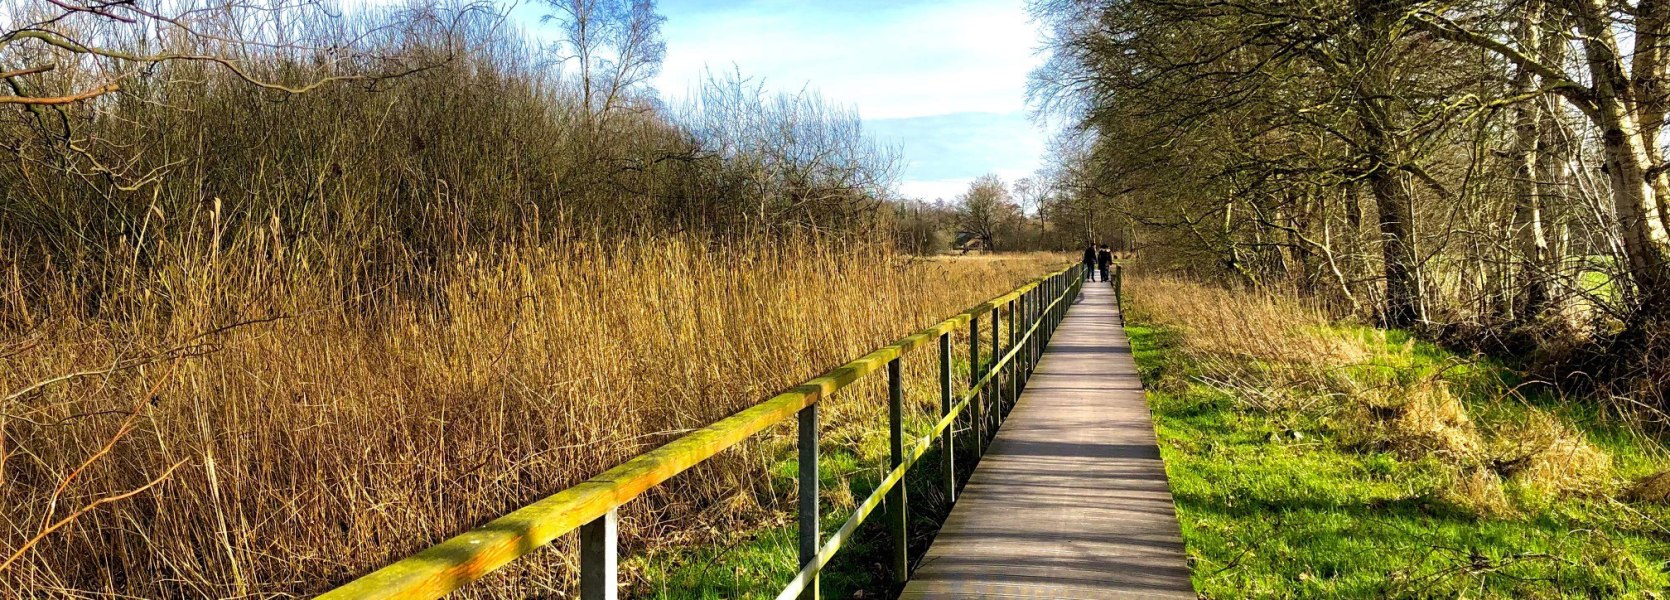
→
(0, 237, 1059, 598)
(1128, 277, 1370, 367)
(1445, 467, 1516, 518)
(1353, 380, 1484, 462)
(0, 3, 1039, 596)
(1489, 412, 1614, 498)
(1625, 471, 1670, 502)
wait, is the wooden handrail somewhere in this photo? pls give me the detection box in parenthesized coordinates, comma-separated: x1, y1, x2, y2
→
(320, 264, 1080, 600)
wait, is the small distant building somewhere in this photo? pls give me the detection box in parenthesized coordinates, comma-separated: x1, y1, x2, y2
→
(952, 232, 989, 254)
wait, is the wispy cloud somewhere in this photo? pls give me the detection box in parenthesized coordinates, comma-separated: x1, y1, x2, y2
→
(654, 0, 1051, 199)
(656, 0, 1042, 119)
(507, 0, 1054, 200)
(866, 111, 1046, 199)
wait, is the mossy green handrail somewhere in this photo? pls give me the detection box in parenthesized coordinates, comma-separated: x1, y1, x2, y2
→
(319, 264, 1085, 600)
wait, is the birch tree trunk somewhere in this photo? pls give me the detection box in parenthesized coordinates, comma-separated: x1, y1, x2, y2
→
(1570, 0, 1670, 304)
(1631, 0, 1670, 237)
(1511, 0, 1552, 319)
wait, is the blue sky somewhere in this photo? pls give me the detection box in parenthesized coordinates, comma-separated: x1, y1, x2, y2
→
(507, 0, 1052, 201)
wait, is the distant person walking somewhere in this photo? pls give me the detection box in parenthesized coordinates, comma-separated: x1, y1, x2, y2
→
(1097, 244, 1113, 282)
(1082, 244, 1097, 278)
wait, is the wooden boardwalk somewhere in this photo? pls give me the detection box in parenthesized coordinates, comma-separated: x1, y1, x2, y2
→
(900, 279, 1195, 599)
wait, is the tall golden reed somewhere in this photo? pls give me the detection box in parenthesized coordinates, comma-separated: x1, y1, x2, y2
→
(0, 236, 1059, 597)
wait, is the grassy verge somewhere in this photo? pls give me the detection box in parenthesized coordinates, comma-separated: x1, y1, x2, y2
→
(1126, 277, 1670, 598)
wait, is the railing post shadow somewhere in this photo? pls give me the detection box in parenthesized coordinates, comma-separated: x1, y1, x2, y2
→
(797, 402, 820, 600)
(580, 509, 619, 600)
(886, 357, 908, 585)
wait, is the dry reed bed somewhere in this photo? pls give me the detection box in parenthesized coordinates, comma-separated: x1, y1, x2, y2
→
(0, 239, 1058, 598)
(1126, 275, 1629, 517)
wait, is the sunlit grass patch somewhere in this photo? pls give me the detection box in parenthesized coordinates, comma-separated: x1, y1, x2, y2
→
(1126, 277, 1670, 598)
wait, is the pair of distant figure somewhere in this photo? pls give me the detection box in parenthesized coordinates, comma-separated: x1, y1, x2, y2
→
(1081, 244, 1115, 282)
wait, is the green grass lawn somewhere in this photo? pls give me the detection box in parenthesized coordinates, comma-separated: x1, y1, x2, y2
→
(1127, 321, 1670, 598)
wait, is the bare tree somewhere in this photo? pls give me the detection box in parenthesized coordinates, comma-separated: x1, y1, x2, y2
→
(544, 0, 665, 117)
(1014, 175, 1049, 247)
(955, 174, 1019, 252)
(0, 1, 428, 107)
(681, 69, 900, 231)
(0, 0, 453, 195)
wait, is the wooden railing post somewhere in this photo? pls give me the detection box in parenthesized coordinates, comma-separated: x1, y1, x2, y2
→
(886, 357, 908, 585)
(1048, 275, 1062, 340)
(989, 305, 1000, 435)
(1042, 277, 1055, 342)
(1062, 274, 1075, 325)
(1007, 299, 1017, 420)
(1027, 287, 1037, 379)
(580, 509, 619, 600)
(1048, 277, 1057, 338)
(1115, 265, 1124, 316)
(1039, 281, 1047, 345)
(1018, 292, 1028, 391)
(1040, 281, 1050, 350)
(938, 332, 955, 504)
(1025, 287, 1034, 377)
(1055, 275, 1068, 330)
(1028, 284, 1042, 359)
(969, 315, 982, 455)
(797, 402, 820, 600)
(1055, 270, 1068, 319)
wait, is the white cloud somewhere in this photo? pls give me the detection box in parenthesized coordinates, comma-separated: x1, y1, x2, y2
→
(866, 111, 1047, 199)
(509, 0, 1056, 201)
(898, 179, 971, 203)
(655, 0, 1042, 119)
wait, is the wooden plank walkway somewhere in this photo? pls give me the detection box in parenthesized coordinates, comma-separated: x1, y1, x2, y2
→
(900, 279, 1195, 599)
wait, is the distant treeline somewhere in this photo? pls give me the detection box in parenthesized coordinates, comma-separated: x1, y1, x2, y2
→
(889, 173, 1140, 255)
